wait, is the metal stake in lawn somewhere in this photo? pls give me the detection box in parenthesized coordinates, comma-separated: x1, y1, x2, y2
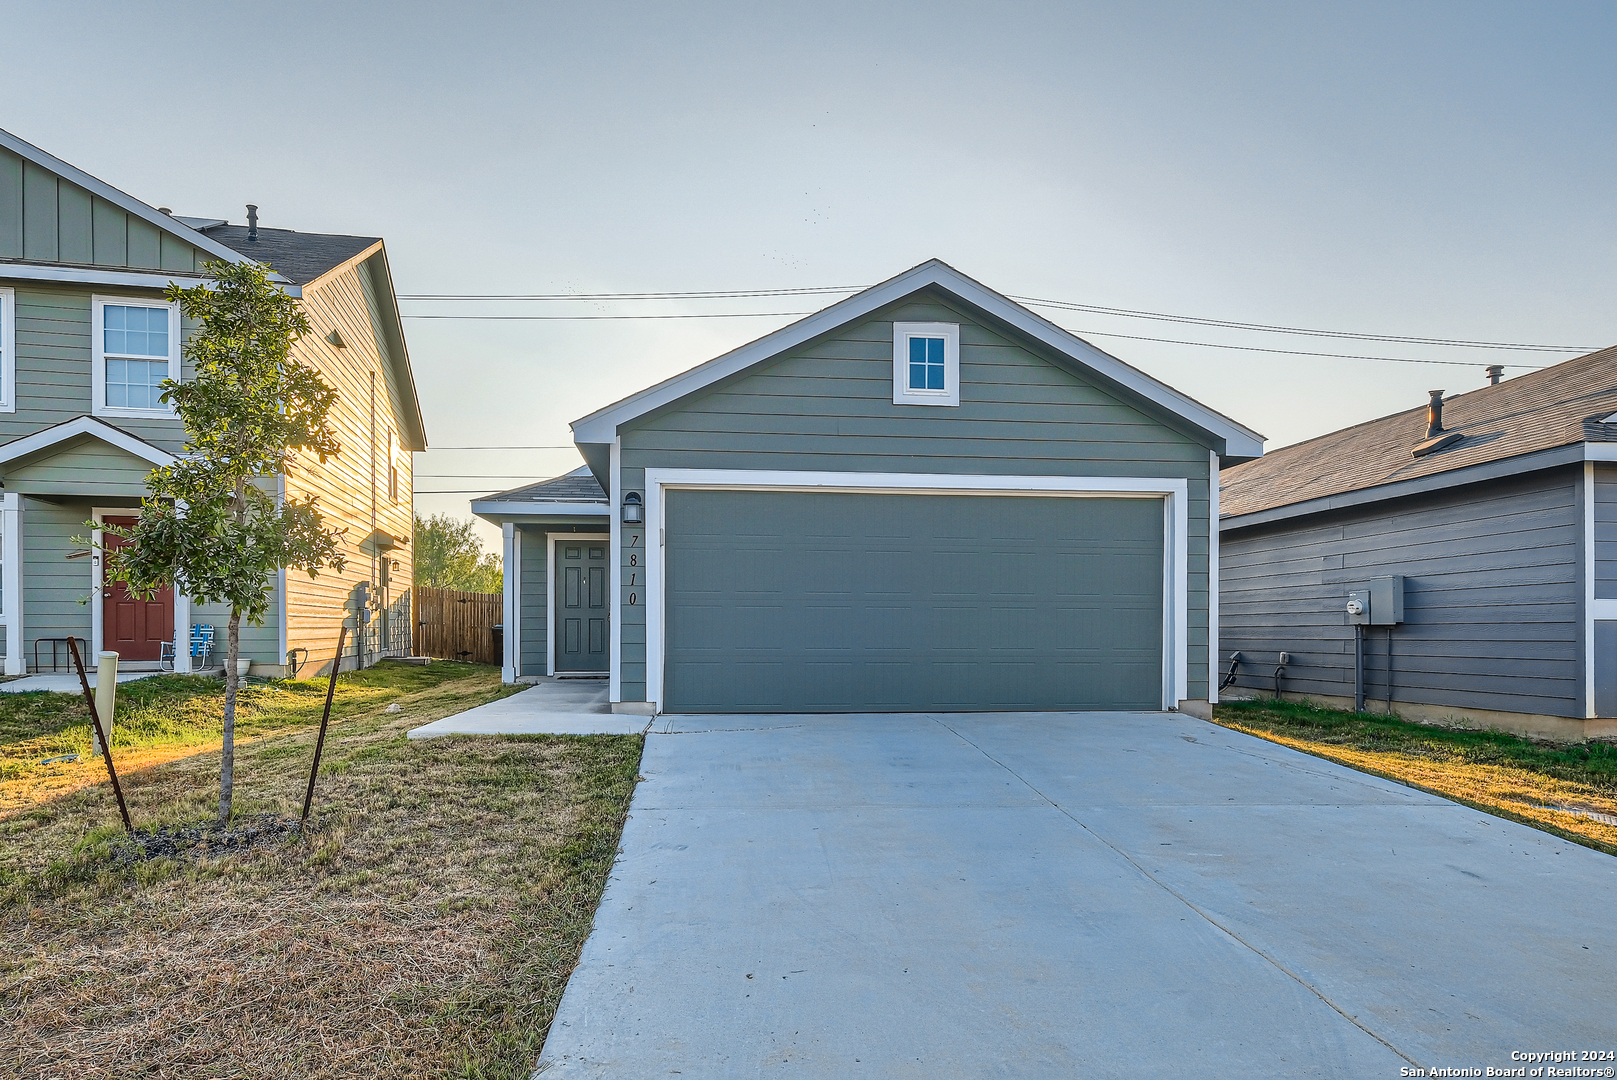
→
(67, 636, 133, 834)
(301, 625, 348, 827)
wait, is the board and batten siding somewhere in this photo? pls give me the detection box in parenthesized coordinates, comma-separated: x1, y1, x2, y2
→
(281, 257, 414, 677)
(0, 149, 205, 272)
(616, 292, 1215, 706)
(21, 498, 96, 661)
(1219, 467, 1582, 718)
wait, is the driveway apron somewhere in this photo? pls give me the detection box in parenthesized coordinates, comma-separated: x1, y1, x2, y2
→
(534, 712, 1616, 1078)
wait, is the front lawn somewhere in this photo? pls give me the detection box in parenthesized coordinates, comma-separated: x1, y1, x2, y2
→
(0, 663, 643, 1078)
(1214, 698, 1617, 855)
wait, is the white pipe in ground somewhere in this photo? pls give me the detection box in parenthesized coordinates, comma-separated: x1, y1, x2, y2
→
(92, 651, 118, 757)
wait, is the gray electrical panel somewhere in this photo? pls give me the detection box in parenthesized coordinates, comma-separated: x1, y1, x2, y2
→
(1346, 576, 1404, 626)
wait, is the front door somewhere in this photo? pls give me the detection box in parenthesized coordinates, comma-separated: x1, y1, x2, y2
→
(101, 515, 174, 662)
(555, 539, 609, 673)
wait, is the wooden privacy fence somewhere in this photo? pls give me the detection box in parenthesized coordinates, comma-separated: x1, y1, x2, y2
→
(413, 585, 503, 665)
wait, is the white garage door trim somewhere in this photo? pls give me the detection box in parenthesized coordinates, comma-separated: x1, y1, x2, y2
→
(640, 469, 1190, 714)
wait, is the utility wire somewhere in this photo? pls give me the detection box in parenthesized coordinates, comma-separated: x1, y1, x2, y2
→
(402, 311, 810, 321)
(399, 286, 863, 301)
(418, 445, 575, 450)
(396, 285, 1597, 353)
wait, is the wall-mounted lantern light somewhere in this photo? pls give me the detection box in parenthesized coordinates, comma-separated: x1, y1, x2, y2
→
(622, 491, 643, 524)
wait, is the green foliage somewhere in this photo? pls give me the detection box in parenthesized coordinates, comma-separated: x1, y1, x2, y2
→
(93, 259, 348, 824)
(101, 260, 346, 623)
(414, 512, 503, 593)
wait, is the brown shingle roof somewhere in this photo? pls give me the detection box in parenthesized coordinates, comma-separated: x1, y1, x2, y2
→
(1220, 345, 1617, 520)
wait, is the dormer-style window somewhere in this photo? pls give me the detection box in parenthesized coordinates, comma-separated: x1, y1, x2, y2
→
(93, 296, 180, 419)
(0, 287, 14, 413)
(892, 322, 960, 407)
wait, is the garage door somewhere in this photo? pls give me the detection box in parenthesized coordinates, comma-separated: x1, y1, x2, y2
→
(662, 489, 1164, 712)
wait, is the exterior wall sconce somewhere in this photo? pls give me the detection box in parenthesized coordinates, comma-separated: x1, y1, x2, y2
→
(622, 491, 643, 524)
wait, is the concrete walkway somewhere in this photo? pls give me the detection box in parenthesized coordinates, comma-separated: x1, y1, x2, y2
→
(408, 677, 646, 738)
(0, 671, 164, 693)
(535, 711, 1617, 1078)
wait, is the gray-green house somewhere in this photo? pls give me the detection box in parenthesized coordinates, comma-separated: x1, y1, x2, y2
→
(0, 128, 425, 677)
(476, 261, 1264, 715)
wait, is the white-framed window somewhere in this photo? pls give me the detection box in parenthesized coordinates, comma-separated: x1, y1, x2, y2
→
(892, 321, 960, 407)
(92, 295, 180, 419)
(0, 286, 15, 413)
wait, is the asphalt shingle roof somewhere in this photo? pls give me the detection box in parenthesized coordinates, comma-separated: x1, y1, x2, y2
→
(200, 224, 380, 285)
(1220, 344, 1617, 520)
(486, 466, 607, 504)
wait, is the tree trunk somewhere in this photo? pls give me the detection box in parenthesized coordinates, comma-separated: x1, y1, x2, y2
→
(220, 609, 241, 828)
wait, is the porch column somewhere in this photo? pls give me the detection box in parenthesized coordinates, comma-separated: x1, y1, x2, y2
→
(173, 590, 192, 674)
(1, 493, 19, 676)
(502, 522, 516, 684)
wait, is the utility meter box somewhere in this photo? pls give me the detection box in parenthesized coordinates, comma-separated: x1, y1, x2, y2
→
(1346, 576, 1404, 626)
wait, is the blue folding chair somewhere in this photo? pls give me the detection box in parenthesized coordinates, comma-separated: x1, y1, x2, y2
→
(190, 624, 215, 668)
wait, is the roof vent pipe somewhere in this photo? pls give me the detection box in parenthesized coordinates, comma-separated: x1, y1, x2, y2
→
(246, 204, 259, 242)
(1425, 390, 1446, 439)
(1413, 389, 1464, 457)
(1486, 365, 1503, 386)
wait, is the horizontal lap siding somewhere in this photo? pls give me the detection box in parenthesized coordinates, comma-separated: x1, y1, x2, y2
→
(1219, 468, 1581, 717)
(519, 527, 546, 676)
(0, 284, 194, 450)
(21, 498, 94, 667)
(619, 293, 1213, 705)
(282, 261, 413, 676)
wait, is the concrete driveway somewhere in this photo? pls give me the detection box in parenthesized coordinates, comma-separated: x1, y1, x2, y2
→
(535, 712, 1617, 1078)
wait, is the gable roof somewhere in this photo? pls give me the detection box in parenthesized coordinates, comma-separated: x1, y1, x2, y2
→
(471, 466, 610, 520)
(1220, 344, 1617, 523)
(569, 259, 1265, 461)
(0, 127, 283, 280)
(0, 415, 175, 469)
(200, 224, 382, 286)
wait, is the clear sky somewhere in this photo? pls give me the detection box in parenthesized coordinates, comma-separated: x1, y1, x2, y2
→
(8, 2, 1616, 550)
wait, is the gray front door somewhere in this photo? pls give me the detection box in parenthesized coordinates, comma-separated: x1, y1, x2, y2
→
(556, 540, 609, 673)
(663, 489, 1165, 712)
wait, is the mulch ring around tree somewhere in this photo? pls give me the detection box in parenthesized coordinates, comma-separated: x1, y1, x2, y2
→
(108, 812, 321, 864)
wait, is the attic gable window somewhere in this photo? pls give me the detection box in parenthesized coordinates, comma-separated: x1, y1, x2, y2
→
(892, 322, 960, 407)
(92, 296, 180, 419)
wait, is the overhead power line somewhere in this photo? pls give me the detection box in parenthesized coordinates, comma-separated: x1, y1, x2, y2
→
(399, 286, 862, 301)
(402, 311, 810, 321)
(395, 284, 1597, 353)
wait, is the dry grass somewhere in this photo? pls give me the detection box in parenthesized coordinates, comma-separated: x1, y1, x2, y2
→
(0, 665, 643, 1078)
(1215, 699, 1617, 855)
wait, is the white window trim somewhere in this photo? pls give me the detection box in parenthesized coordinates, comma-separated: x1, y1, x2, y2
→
(91, 294, 181, 420)
(892, 321, 960, 407)
(638, 469, 1190, 714)
(547, 531, 610, 677)
(0, 287, 15, 413)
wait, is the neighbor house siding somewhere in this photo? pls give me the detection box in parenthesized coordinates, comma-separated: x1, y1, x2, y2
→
(519, 527, 546, 676)
(281, 257, 414, 677)
(0, 147, 205, 270)
(616, 292, 1214, 705)
(1593, 464, 1617, 599)
(1219, 467, 1582, 718)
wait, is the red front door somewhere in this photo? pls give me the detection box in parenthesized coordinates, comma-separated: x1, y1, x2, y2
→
(101, 515, 173, 661)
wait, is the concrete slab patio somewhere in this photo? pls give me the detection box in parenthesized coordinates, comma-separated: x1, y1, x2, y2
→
(408, 677, 646, 738)
(535, 711, 1617, 1078)
(0, 671, 164, 694)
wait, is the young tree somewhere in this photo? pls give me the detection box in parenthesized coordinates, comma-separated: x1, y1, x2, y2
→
(103, 260, 345, 827)
(413, 512, 503, 593)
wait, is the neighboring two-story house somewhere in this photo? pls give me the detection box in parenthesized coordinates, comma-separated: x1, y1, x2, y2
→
(0, 128, 425, 678)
